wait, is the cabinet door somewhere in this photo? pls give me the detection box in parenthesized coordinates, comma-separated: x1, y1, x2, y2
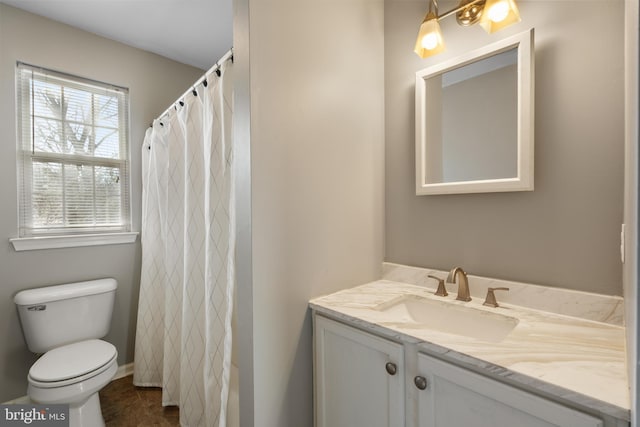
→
(314, 315, 405, 427)
(416, 353, 603, 427)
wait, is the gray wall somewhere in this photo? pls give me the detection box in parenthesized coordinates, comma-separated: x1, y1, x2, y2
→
(0, 4, 203, 402)
(385, 0, 625, 295)
(236, 0, 386, 425)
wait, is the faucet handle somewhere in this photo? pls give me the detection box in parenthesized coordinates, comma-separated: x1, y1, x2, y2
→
(483, 287, 510, 308)
(428, 275, 448, 297)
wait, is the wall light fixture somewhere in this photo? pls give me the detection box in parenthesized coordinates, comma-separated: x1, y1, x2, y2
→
(414, 0, 521, 58)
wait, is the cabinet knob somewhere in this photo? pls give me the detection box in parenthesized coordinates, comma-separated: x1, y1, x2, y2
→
(385, 362, 397, 375)
(414, 376, 428, 390)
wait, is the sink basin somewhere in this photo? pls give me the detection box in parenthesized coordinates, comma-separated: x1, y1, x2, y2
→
(377, 295, 519, 343)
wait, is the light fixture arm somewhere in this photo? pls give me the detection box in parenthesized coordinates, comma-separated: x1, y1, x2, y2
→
(426, 0, 438, 17)
(437, 0, 484, 20)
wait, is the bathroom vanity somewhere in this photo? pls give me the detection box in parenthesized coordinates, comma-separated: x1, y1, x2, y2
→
(309, 264, 629, 427)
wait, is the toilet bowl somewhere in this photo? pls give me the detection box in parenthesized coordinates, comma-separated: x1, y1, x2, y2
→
(27, 340, 118, 427)
(14, 279, 118, 427)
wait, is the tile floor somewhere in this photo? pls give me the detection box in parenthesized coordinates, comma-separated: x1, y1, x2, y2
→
(100, 375, 179, 426)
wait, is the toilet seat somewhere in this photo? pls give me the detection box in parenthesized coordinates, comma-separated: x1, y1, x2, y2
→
(28, 339, 117, 388)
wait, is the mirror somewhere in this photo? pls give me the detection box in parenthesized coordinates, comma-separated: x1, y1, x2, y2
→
(415, 29, 534, 195)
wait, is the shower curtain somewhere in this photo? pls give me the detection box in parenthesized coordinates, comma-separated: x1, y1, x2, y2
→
(133, 59, 234, 427)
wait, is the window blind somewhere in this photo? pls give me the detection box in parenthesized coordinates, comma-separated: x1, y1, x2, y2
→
(16, 62, 131, 237)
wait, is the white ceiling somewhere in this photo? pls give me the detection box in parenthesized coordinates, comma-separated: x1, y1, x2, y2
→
(1, 0, 233, 71)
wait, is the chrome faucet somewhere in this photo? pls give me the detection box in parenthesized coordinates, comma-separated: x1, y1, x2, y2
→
(447, 267, 471, 302)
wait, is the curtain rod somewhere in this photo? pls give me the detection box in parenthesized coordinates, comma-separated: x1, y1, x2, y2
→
(153, 48, 234, 125)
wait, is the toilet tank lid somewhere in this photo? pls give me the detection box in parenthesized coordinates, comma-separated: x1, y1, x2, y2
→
(14, 278, 117, 306)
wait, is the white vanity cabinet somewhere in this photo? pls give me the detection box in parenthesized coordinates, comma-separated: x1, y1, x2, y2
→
(313, 313, 624, 427)
(415, 352, 603, 427)
(314, 315, 405, 427)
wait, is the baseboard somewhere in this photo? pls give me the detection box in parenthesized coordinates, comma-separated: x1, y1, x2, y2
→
(113, 362, 134, 380)
(3, 395, 31, 404)
(3, 363, 135, 404)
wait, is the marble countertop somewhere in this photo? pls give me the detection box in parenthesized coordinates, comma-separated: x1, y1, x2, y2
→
(309, 279, 630, 421)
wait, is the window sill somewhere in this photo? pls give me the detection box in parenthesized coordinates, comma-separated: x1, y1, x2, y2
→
(10, 232, 139, 251)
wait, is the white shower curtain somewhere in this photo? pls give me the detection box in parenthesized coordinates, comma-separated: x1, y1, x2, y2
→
(134, 60, 234, 427)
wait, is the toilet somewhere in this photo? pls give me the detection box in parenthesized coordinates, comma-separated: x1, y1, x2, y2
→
(14, 279, 118, 427)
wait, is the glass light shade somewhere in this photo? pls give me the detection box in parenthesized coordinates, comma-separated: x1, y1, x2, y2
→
(414, 12, 446, 58)
(478, 0, 521, 33)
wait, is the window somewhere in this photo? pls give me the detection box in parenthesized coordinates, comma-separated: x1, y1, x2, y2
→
(15, 63, 131, 239)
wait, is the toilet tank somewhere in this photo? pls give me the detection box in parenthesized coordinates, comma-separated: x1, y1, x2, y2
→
(14, 278, 117, 353)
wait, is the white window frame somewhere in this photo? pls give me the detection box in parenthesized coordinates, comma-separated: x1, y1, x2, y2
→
(11, 63, 137, 251)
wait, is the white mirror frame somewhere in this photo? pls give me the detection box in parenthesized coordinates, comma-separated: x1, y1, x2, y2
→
(415, 28, 534, 195)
